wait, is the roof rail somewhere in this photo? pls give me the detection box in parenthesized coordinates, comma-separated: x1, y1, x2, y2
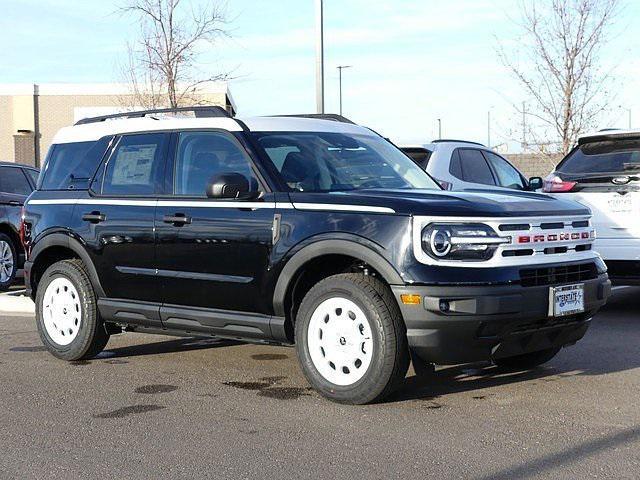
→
(74, 106, 231, 125)
(273, 114, 356, 124)
(431, 139, 485, 146)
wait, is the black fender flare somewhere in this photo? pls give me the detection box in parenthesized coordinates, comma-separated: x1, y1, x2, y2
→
(272, 238, 404, 316)
(29, 233, 106, 297)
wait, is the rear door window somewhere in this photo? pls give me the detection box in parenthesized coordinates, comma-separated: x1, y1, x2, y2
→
(98, 133, 169, 196)
(0, 166, 32, 195)
(483, 151, 525, 190)
(451, 148, 496, 186)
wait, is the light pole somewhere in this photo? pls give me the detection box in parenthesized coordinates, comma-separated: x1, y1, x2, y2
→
(437, 118, 442, 140)
(487, 110, 491, 148)
(617, 106, 632, 129)
(337, 65, 352, 116)
(315, 0, 325, 114)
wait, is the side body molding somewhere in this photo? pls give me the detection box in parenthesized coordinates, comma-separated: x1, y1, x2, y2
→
(29, 232, 106, 297)
(272, 238, 404, 317)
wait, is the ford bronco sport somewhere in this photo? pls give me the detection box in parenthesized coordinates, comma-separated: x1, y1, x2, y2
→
(22, 107, 611, 404)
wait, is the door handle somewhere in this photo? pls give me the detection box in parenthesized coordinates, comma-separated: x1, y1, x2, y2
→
(8, 200, 21, 206)
(82, 212, 106, 223)
(163, 214, 191, 225)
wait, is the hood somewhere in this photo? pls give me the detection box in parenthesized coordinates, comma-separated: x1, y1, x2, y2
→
(288, 188, 590, 217)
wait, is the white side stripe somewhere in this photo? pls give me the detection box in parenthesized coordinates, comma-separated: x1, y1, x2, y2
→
(292, 203, 395, 214)
(26, 198, 395, 214)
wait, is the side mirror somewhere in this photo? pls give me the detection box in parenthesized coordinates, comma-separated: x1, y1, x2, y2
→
(528, 177, 543, 191)
(206, 172, 258, 199)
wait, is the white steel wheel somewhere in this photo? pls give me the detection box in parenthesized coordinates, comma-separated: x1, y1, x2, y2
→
(0, 240, 14, 283)
(307, 297, 374, 386)
(42, 277, 82, 346)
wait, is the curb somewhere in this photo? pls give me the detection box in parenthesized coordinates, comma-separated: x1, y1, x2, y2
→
(0, 294, 35, 315)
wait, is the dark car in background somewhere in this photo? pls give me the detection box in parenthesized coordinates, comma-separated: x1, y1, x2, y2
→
(0, 162, 39, 290)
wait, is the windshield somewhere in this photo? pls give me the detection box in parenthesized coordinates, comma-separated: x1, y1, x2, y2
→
(253, 131, 440, 192)
(559, 139, 640, 176)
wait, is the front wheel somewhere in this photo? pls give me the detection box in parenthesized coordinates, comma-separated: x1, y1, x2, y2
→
(35, 259, 110, 360)
(295, 273, 409, 404)
(494, 347, 561, 371)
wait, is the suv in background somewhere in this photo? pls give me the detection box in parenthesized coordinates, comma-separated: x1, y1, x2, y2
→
(23, 107, 610, 404)
(401, 140, 543, 192)
(0, 162, 39, 290)
(544, 129, 640, 285)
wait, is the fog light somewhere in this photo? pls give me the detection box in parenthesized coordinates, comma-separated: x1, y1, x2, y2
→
(439, 300, 450, 312)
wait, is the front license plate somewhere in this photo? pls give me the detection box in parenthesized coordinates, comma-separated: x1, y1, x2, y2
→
(549, 283, 585, 317)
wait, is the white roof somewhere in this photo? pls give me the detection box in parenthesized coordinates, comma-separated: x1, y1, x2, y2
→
(51, 115, 376, 144)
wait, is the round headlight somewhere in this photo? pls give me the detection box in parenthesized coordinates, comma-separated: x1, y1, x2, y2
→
(428, 227, 452, 257)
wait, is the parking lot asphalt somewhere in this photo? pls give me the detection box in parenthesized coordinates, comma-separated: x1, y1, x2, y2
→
(0, 287, 638, 480)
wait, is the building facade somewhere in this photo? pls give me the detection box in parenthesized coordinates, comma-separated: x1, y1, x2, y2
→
(0, 83, 237, 167)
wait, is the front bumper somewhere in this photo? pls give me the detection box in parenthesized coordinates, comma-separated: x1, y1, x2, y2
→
(393, 273, 611, 365)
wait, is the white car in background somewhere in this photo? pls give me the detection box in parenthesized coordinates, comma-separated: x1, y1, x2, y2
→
(400, 140, 543, 192)
(544, 129, 640, 285)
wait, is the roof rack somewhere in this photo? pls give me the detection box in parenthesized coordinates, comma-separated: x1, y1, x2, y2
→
(74, 106, 231, 125)
(273, 114, 356, 124)
(431, 139, 485, 146)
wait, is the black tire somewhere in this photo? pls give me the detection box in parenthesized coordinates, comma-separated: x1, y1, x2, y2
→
(35, 259, 109, 360)
(0, 233, 18, 291)
(494, 347, 561, 371)
(295, 273, 410, 404)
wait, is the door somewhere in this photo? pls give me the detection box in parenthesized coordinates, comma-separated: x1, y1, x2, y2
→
(155, 131, 274, 315)
(78, 132, 170, 303)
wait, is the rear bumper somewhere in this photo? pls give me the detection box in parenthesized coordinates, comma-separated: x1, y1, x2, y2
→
(393, 273, 611, 365)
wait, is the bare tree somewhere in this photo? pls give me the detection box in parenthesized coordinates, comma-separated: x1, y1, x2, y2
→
(119, 0, 231, 109)
(499, 0, 621, 155)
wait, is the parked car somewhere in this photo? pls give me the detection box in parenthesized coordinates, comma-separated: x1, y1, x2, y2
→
(22, 107, 610, 404)
(0, 162, 39, 290)
(544, 129, 640, 285)
(400, 140, 543, 192)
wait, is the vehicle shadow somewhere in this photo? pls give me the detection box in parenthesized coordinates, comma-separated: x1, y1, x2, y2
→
(102, 337, 241, 359)
(475, 425, 640, 480)
(389, 287, 640, 404)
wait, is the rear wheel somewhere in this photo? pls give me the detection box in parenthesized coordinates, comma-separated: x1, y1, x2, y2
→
(494, 347, 561, 371)
(35, 259, 109, 360)
(295, 273, 409, 404)
(0, 233, 17, 291)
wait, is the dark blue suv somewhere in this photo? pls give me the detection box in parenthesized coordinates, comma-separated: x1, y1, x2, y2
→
(22, 107, 611, 404)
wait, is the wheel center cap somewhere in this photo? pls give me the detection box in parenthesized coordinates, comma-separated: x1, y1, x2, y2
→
(63, 307, 68, 315)
(339, 336, 347, 346)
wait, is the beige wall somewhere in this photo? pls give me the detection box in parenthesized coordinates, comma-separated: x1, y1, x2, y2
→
(0, 89, 232, 166)
(505, 153, 562, 178)
(0, 96, 13, 161)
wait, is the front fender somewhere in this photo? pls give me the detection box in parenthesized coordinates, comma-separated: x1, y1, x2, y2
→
(272, 236, 404, 316)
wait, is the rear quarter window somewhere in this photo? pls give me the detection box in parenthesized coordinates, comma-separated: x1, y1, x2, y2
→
(40, 137, 112, 190)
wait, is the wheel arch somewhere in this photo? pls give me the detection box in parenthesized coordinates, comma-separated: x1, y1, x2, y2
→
(29, 233, 105, 299)
(272, 238, 403, 321)
(0, 222, 23, 255)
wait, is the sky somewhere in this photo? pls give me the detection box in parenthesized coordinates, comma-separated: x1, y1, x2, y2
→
(2, 0, 639, 150)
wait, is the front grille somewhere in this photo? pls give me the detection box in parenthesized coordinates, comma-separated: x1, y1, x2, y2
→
(519, 262, 598, 287)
